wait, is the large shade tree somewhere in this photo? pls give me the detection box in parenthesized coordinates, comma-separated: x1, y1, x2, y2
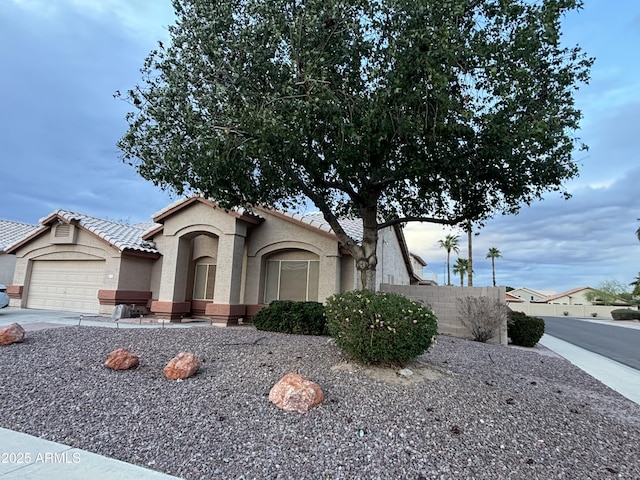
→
(118, 0, 592, 290)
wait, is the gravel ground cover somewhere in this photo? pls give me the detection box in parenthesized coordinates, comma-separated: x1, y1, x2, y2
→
(1, 325, 638, 479)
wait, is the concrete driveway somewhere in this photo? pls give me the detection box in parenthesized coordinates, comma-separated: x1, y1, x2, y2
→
(0, 307, 211, 331)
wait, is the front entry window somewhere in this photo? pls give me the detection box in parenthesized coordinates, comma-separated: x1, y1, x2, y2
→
(265, 260, 319, 303)
(193, 264, 216, 300)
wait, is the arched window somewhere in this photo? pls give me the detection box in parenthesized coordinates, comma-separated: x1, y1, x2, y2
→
(265, 259, 319, 303)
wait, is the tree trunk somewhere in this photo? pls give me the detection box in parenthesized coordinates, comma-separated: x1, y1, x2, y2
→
(492, 258, 496, 287)
(355, 206, 379, 291)
(467, 223, 473, 287)
(446, 251, 451, 286)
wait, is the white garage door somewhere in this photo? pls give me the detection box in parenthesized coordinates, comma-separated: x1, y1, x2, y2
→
(27, 260, 105, 313)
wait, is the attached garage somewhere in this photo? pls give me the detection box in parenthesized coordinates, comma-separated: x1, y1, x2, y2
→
(27, 260, 105, 313)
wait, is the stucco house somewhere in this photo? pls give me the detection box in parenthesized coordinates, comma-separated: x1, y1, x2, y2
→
(534, 286, 631, 306)
(509, 287, 556, 303)
(0, 219, 39, 286)
(6, 197, 423, 324)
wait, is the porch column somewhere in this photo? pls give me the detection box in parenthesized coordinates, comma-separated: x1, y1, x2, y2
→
(206, 231, 246, 325)
(150, 236, 191, 321)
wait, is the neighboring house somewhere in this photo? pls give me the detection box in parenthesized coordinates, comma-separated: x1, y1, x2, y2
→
(505, 292, 525, 304)
(509, 287, 556, 303)
(0, 219, 39, 285)
(534, 286, 631, 306)
(7, 197, 423, 324)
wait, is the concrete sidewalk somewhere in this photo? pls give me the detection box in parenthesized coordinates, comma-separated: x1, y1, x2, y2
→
(539, 334, 640, 405)
(0, 428, 182, 479)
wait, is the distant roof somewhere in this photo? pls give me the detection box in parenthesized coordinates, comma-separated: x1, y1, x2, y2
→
(0, 219, 39, 252)
(511, 287, 556, 297)
(533, 286, 592, 304)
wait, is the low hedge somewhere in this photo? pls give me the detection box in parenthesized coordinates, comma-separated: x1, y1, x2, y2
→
(253, 300, 328, 335)
(507, 310, 545, 347)
(610, 308, 640, 321)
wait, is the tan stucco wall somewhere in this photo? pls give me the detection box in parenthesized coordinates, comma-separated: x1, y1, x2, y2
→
(244, 211, 340, 304)
(9, 228, 120, 308)
(149, 202, 248, 305)
(117, 255, 155, 291)
(381, 284, 508, 345)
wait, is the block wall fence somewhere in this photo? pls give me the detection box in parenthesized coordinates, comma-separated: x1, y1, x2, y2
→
(380, 284, 508, 345)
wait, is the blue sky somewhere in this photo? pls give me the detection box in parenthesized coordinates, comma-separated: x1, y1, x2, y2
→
(1, 0, 638, 294)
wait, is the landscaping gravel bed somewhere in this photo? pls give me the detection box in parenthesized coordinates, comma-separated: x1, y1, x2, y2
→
(1, 325, 639, 479)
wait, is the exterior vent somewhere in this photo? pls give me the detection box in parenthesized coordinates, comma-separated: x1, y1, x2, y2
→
(55, 223, 71, 238)
(51, 222, 77, 244)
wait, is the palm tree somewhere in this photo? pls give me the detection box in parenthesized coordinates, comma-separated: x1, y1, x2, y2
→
(486, 247, 502, 287)
(438, 234, 460, 286)
(630, 272, 640, 296)
(453, 258, 470, 287)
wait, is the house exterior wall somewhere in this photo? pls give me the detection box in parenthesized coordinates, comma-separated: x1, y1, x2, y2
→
(9, 228, 120, 310)
(381, 284, 508, 345)
(244, 211, 341, 305)
(0, 253, 16, 286)
(117, 255, 155, 291)
(540, 289, 593, 305)
(376, 227, 410, 286)
(509, 288, 550, 303)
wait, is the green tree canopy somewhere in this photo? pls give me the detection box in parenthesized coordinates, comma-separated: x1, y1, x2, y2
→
(118, 0, 592, 290)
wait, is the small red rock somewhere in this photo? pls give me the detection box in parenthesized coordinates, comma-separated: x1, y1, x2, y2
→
(0, 323, 25, 346)
(163, 352, 200, 379)
(104, 348, 139, 370)
(269, 372, 324, 413)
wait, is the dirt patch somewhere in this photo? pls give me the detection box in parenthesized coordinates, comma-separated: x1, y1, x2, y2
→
(331, 359, 449, 385)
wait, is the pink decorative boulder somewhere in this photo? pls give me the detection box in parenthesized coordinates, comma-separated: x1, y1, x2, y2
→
(269, 372, 324, 413)
(163, 352, 201, 380)
(104, 348, 140, 370)
(0, 323, 25, 346)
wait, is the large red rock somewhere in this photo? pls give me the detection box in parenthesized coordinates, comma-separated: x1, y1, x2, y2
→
(0, 323, 25, 346)
(269, 373, 324, 413)
(163, 352, 200, 380)
(104, 348, 139, 370)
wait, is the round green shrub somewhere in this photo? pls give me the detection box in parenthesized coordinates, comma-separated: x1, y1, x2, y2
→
(507, 310, 545, 347)
(253, 300, 328, 335)
(611, 308, 640, 321)
(325, 290, 438, 365)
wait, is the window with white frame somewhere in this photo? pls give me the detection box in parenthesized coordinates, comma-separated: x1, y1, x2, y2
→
(265, 260, 319, 303)
(193, 264, 216, 300)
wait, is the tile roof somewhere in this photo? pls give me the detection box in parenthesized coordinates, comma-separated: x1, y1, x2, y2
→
(271, 210, 364, 241)
(51, 210, 160, 254)
(0, 219, 39, 252)
(533, 286, 591, 304)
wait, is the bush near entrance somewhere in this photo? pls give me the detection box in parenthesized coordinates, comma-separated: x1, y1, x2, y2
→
(253, 301, 328, 335)
(325, 290, 438, 365)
